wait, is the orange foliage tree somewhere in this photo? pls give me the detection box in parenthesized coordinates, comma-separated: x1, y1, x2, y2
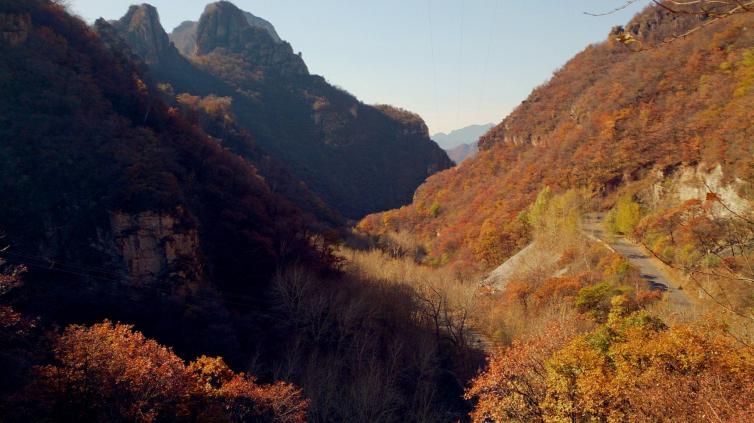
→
(467, 303, 754, 422)
(29, 321, 308, 423)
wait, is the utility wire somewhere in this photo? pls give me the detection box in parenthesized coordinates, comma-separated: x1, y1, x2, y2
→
(426, 0, 440, 117)
(456, 2, 465, 126)
(478, 0, 500, 115)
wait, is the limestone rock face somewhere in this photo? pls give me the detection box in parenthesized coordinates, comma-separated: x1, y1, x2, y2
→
(112, 4, 172, 64)
(170, 20, 198, 56)
(243, 12, 281, 43)
(195, 1, 308, 76)
(171, 11, 280, 57)
(110, 209, 202, 287)
(0, 13, 30, 46)
(650, 163, 750, 215)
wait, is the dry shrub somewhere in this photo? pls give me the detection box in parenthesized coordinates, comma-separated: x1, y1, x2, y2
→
(266, 261, 477, 422)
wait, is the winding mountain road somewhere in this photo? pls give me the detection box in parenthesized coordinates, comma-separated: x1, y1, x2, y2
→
(582, 213, 695, 318)
(472, 213, 698, 352)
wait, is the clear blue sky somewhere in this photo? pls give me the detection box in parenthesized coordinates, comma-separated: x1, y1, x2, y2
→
(68, 0, 648, 134)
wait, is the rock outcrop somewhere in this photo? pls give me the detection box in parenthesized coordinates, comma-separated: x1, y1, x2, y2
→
(111, 4, 174, 65)
(170, 11, 280, 57)
(110, 209, 202, 288)
(243, 11, 281, 43)
(650, 164, 750, 215)
(170, 20, 198, 56)
(194, 1, 307, 76)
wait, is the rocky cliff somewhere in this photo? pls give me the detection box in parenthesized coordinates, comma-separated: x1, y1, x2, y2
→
(110, 209, 202, 289)
(194, 1, 307, 76)
(110, 4, 174, 65)
(650, 164, 750, 216)
(170, 10, 280, 57)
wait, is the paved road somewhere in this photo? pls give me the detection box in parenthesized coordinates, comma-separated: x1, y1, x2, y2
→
(582, 213, 695, 317)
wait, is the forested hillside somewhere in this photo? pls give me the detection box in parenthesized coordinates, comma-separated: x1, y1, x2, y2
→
(3, 1, 754, 422)
(0, 3, 471, 421)
(108, 2, 453, 218)
(0, 0, 338, 364)
(360, 5, 754, 274)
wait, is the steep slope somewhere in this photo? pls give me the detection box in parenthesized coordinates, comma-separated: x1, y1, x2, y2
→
(0, 0, 328, 357)
(360, 5, 754, 273)
(99, 5, 342, 228)
(114, 2, 452, 218)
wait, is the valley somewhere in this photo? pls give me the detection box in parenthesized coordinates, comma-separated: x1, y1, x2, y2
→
(1, 1, 754, 422)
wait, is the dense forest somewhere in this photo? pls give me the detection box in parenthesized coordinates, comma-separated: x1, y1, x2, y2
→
(2, 0, 754, 422)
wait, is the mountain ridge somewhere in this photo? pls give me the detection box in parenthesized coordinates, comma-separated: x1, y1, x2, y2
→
(109, 1, 453, 218)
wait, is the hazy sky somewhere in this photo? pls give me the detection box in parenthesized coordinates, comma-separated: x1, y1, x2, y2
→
(68, 0, 647, 134)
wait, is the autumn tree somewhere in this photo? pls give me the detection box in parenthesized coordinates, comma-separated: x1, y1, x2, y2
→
(27, 321, 308, 423)
(468, 301, 754, 422)
(544, 306, 754, 422)
(637, 194, 754, 326)
(465, 323, 585, 423)
(606, 194, 643, 236)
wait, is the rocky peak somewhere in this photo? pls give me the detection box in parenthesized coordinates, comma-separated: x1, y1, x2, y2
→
(195, 1, 308, 76)
(113, 4, 172, 64)
(170, 8, 281, 57)
(243, 11, 281, 43)
(170, 20, 198, 56)
(195, 1, 250, 55)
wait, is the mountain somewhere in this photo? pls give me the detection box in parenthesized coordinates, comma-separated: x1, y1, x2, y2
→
(360, 4, 754, 273)
(170, 9, 281, 57)
(446, 142, 478, 164)
(98, 5, 341, 229)
(432, 123, 494, 150)
(170, 20, 198, 56)
(111, 2, 452, 219)
(0, 0, 334, 361)
(0, 4, 466, 421)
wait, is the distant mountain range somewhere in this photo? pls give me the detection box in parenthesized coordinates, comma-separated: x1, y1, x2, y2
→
(432, 123, 492, 163)
(432, 123, 494, 150)
(446, 142, 479, 164)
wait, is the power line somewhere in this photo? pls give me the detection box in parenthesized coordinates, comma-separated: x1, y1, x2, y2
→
(426, 0, 440, 117)
(456, 2, 465, 127)
(478, 0, 500, 115)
